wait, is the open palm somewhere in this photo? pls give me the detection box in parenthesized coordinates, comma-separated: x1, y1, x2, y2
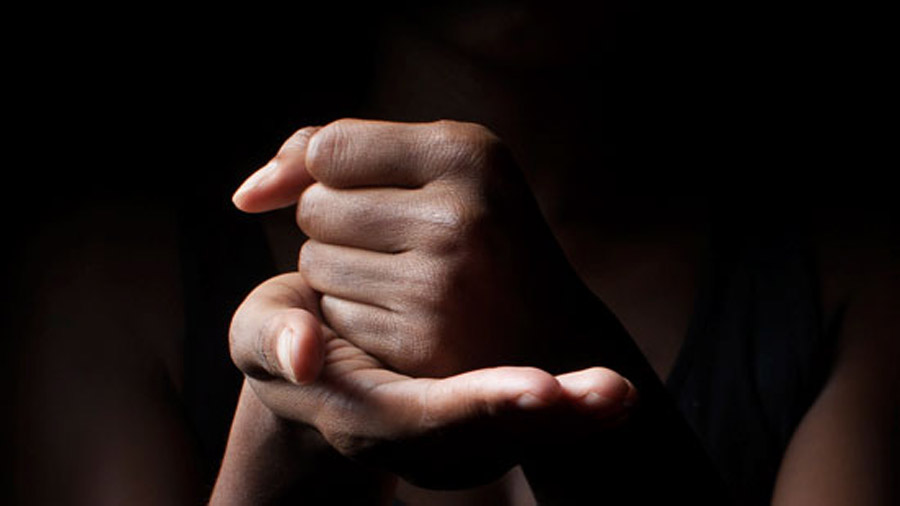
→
(230, 273, 635, 489)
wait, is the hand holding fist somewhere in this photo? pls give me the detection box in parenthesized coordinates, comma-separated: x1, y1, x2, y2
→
(228, 119, 637, 488)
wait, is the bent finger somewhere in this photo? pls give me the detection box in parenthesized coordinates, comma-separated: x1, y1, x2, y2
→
(299, 240, 412, 310)
(305, 118, 495, 189)
(232, 126, 320, 213)
(229, 273, 325, 384)
(298, 183, 425, 253)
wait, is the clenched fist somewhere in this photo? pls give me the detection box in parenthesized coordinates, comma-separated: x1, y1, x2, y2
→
(227, 119, 639, 488)
(235, 119, 621, 377)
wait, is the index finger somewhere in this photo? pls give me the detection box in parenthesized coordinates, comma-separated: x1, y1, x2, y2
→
(232, 126, 320, 213)
(304, 118, 497, 189)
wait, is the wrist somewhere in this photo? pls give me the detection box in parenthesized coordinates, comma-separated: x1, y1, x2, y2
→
(212, 381, 397, 506)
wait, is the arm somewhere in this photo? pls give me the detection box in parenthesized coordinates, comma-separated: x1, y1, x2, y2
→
(212, 272, 636, 504)
(209, 272, 396, 505)
(211, 381, 396, 506)
(772, 244, 899, 505)
(15, 203, 204, 505)
(230, 119, 730, 504)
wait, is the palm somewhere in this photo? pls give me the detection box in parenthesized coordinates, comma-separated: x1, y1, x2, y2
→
(258, 325, 536, 488)
(237, 274, 633, 489)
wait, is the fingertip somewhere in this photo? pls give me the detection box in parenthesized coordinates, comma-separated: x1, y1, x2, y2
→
(291, 311, 325, 384)
(232, 156, 317, 214)
(275, 310, 324, 384)
(489, 367, 564, 411)
(232, 161, 280, 212)
(556, 367, 636, 414)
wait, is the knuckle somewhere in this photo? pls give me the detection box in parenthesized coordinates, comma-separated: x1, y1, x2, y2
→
(420, 193, 488, 254)
(429, 120, 503, 173)
(280, 126, 319, 155)
(297, 240, 319, 277)
(306, 119, 353, 179)
(322, 426, 376, 460)
(297, 183, 327, 237)
(298, 241, 352, 293)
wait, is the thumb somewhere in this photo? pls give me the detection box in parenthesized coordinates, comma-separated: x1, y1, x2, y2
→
(232, 126, 321, 213)
(229, 273, 325, 384)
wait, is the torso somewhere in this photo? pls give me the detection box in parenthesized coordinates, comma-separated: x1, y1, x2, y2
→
(258, 11, 858, 504)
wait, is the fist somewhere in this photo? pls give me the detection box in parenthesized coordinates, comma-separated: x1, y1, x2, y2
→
(235, 119, 604, 377)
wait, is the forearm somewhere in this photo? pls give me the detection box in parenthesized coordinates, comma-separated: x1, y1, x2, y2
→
(210, 381, 396, 506)
(523, 299, 733, 505)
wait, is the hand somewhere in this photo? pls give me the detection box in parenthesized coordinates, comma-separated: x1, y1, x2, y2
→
(228, 272, 637, 489)
(234, 119, 622, 377)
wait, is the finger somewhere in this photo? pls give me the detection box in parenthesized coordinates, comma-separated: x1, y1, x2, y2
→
(229, 273, 325, 384)
(299, 240, 411, 310)
(305, 118, 494, 189)
(297, 183, 426, 253)
(556, 367, 638, 415)
(410, 366, 565, 419)
(319, 294, 403, 361)
(317, 294, 443, 377)
(368, 366, 565, 488)
(232, 126, 320, 213)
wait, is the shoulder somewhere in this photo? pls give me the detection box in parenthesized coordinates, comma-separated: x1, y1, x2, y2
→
(771, 208, 898, 504)
(812, 207, 899, 365)
(20, 197, 186, 385)
(14, 198, 207, 503)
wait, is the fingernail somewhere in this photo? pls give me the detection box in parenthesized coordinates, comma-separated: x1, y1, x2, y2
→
(516, 392, 548, 410)
(276, 326, 297, 383)
(233, 160, 278, 201)
(581, 392, 614, 409)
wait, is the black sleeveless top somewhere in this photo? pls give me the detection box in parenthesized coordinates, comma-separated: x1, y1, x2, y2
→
(667, 220, 840, 505)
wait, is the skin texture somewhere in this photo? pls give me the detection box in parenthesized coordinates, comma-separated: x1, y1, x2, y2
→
(223, 271, 634, 491)
(219, 118, 899, 505)
(222, 120, 643, 494)
(251, 119, 612, 377)
(218, 119, 730, 504)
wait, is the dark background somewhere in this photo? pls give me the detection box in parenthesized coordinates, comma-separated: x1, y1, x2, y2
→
(5, 6, 381, 501)
(4, 2, 895, 503)
(7, 2, 895, 238)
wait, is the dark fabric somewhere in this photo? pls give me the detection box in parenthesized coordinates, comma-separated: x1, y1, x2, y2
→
(667, 221, 841, 505)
